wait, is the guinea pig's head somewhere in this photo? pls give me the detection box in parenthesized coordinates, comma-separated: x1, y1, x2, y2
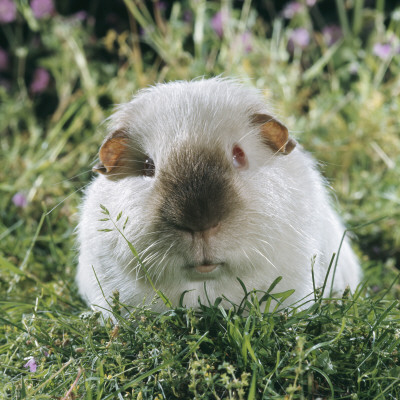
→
(92, 78, 297, 293)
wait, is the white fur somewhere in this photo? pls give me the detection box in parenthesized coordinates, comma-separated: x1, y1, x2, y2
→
(76, 78, 362, 317)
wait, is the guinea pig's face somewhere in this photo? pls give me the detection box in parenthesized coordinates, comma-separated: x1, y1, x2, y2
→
(92, 80, 296, 286)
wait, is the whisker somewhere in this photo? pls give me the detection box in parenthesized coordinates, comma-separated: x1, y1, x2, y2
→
(51, 169, 94, 185)
(241, 248, 257, 273)
(153, 240, 179, 285)
(46, 182, 92, 216)
(250, 246, 278, 271)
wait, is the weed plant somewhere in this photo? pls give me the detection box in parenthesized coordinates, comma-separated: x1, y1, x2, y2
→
(1, 0, 399, 398)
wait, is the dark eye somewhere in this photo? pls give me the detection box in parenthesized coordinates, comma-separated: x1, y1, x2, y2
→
(232, 144, 248, 169)
(143, 157, 155, 177)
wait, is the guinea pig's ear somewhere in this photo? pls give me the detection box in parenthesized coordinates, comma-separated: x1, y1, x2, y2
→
(251, 113, 296, 155)
(92, 130, 130, 175)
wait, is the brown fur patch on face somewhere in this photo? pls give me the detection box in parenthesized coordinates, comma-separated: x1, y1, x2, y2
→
(251, 113, 296, 155)
(157, 144, 241, 233)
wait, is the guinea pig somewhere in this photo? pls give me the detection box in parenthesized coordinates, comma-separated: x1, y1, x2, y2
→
(76, 77, 362, 317)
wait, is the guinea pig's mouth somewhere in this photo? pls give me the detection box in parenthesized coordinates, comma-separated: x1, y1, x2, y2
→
(195, 264, 218, 273)
(188, 261, 223, 274)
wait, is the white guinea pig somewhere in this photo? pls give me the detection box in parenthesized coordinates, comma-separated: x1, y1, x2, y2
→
(76, 78, 361, 316)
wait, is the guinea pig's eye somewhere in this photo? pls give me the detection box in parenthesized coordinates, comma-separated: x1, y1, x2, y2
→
(232, 144, 248, 169)
(143, 157, 155, 177)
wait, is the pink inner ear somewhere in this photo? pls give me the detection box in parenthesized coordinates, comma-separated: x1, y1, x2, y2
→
(232, 144, 248, 169)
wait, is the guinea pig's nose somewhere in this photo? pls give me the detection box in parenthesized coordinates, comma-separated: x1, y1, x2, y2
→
(184, 222, 221, 240)
(158, 146, 241, 234)
(198, 222, 221, 241)
(175, 209, 222, 234)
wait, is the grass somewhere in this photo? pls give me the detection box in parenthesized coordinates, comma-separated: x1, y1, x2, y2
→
(1, 0, 400, 398)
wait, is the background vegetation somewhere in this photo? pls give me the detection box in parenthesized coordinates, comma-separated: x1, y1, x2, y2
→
(1, 0, 399, 398)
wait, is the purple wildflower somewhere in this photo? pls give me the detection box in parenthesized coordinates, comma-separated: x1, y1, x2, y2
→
(155, 1, 167, 12)
(12, 192, 28, 208)
(373, 43, 392, 60)
(288, 28, 310, 52)
(0, 47, 9, 71)
(0, 0, 17, 23)
(183, 10, 193, 23)
(73, 11, 88, 21)
(30, 68, 50, 94)
(282, 2, 303, 19)
(241, 31, 253, 53)
(306, 0, 317, 6)
(0, 79, 10, 90)
(30, 0, 55, 19)
(139, 25, 155, 37)
(211, 11, 228, 38)
(24, 357, 37, 372)
(322, 25, 343, 46)
(371, 285, 380, 293)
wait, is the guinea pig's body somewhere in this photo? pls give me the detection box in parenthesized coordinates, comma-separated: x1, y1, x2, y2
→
(76, 78, 361, 316)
